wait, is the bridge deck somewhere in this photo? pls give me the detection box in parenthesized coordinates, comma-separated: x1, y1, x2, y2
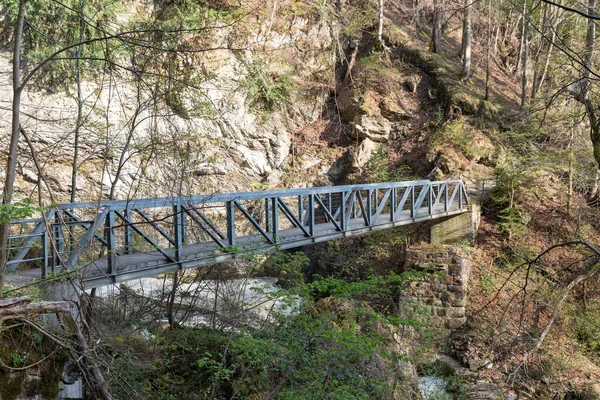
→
(77, 204, 464, 288)
(5, 180, 470, 289)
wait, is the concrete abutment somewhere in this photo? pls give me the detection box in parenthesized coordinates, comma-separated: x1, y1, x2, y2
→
(430, 204, 481, 245)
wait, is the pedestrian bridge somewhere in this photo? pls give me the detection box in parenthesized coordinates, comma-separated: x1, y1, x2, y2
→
(6, 180, 469, 288)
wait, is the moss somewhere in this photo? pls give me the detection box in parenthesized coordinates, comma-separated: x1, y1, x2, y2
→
(39, 353, 68, 400)
(0, 371, 25, 400)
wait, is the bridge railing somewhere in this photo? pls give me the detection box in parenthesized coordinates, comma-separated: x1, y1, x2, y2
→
(5, 180, 468, 282)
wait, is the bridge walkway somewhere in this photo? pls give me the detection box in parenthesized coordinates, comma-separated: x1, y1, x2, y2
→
(5, 180, 469, 288)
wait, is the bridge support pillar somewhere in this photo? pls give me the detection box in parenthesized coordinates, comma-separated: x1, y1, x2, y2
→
(38, 280, 84, 399)
(430, 204, 480, 245)
(40, 279, 81, 326)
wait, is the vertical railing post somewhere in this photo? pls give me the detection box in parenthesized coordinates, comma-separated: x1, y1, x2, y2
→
(41, 227, 49, 279)
(459, 182, 463, 209)
(410, 186, 415, 218)
(428, 183, 433, 216)
(181, 206, 187, 245)
(444, 183, 448, 212)
(106, 209, 117, 276)
(298, 195, 303, 224)
(173, 204, 184, 266)
(53, 212, 64, 270)
(226, 201, 236, 247)
(390, 187, 397, 221)
(271, 197, 279, 243)
(308, 194, 315, 237)
(340, 192, 347, 230)
(366, 189, 373, 225)
(124, 206, 132, 254)
(265, 198, 271, 233)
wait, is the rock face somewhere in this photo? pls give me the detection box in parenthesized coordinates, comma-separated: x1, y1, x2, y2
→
(354, 115, 393, 142)
(336, 45, 415, 170)
(0, 7, 336, 204)
(395, 360, 423, 399)
(351, 138, 377, 171)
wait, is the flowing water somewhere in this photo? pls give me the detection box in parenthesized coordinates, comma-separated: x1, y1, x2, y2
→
(92, 276, 300, 328)
(418, 376, 452, 400)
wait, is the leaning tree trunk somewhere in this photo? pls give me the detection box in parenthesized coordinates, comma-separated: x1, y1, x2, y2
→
(0, 0, 27, 297)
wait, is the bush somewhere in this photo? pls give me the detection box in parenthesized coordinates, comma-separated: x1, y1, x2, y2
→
(575, 307, 600, 356)
(242, 59, 298, 116)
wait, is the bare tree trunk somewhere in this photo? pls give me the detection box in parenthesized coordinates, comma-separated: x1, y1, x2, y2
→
(531, 1, 548, 100)
(461, 0, 472, 80)
(166, 271, 179, 328)
(532, 9, 558, 99)
(485, 0, 492, 100)
(70, 0, 87, 204)
(585, 0, 596, 86)
(493, 0, 502, 55)
(520, 1, 530, 107)
(516, 0, 527, 74)
(514, 273, 586, 375)
(432, 0, 444, 54)
(263, 0, 278, 49)
(0, 0, 27, 297)
(567, 127, 574, 215)
(571, 0, 600, 188)
(378, 0, 384, 45)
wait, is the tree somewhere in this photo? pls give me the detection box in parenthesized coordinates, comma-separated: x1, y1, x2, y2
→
(520, 0, 531, 106)
(378, 0, 385, 46)
(461, 0, 473, 80)
(0, 0, 27, 297)
(433, 0, 444, 53)
(531, 0, 562, 99)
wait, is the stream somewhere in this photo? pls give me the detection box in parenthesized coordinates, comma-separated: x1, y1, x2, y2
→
(92, 276, 300, 328)
(419, 376, 452, 400)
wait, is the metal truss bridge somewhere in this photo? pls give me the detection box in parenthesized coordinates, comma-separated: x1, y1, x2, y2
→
(6, 180, 469, 288)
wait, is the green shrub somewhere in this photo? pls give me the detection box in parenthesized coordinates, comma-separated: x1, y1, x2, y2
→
(575, 307, 600, 356)
(242, 59, 298, 116)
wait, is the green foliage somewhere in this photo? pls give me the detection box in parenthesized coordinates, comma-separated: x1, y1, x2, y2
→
(1, 0, 123, 86)
(106, 253, 433, 399)
(149, 0, 234, 30)
(264, 251, 309, 289)
(478, 268, 496, 297)
(496, 206, 526, 237)
(436, 104, 445, 126)
(10, 352, 27, 367)
(241, 59, 298, 116)
(366, 147, 416, 183)
(430, 117, 483, 160)
(491, 162, 536, 239)
(0, 198, 44, 225)
(575, 306, 600, 357)
(341, 1, 376, 37)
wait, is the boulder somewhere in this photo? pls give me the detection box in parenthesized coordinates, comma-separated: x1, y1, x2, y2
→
(353, 115, 392, 142)
(351, 138, 377, 171)
(394, 359, 422, 400)
(465, 381, 506, 400)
